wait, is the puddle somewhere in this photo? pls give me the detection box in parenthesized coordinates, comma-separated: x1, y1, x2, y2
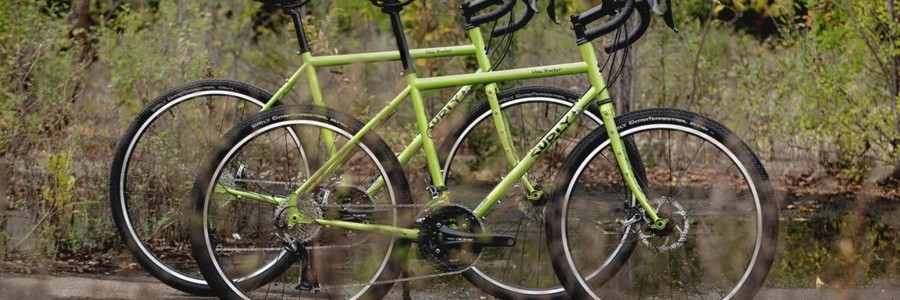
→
(766, 193, 898, 289)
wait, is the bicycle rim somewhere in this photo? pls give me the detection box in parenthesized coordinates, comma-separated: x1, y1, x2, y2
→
(197, 114, 406, 299)
(114, 88, 282, 288)
(557, 118, 772, 299)
(441, 91, 602, 298)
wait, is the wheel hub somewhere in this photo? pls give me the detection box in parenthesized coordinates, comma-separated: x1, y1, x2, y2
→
(274, 193, 324, 244)
(639, 196, 689, 252)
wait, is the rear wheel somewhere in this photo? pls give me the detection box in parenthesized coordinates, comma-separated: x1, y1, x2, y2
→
(548, 108, 777, 299)
(191, 105, 413, 300)
(109, 79, 305, 295)
(439, 86, 603, 299)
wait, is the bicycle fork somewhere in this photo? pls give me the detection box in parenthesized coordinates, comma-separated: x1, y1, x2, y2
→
(579, 42, 668, 231)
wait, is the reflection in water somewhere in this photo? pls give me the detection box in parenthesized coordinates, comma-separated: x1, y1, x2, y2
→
(395, 190, 898, 299)
(769, 194, 898, 289)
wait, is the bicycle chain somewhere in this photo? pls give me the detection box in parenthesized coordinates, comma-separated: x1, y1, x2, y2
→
(312, 262, 473, 292)
(217, 178, 479, 289)
(231, 178, 301, 186)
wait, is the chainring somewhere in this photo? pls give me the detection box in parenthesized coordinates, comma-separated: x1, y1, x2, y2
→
(417, 204, 484, 272)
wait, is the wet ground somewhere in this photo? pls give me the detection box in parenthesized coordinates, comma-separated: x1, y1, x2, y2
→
(0, 273, 897, 299)
(765, 192, 898, 291)
(1, 191, 897, 299)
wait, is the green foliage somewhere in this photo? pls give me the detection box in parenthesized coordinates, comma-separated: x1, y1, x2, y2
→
(41, 151, 77, 254)
(634, 0, 898, 183)
(783, 0, 899, 181)
(96, 1, 215, 117)
(44, 152, 76, 210)
(0, 0, 83, 155)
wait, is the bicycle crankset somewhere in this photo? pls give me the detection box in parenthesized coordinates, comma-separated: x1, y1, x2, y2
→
(418, 204, 516, 272)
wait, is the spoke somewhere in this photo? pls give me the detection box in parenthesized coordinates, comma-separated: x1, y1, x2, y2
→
(667, 130, 674, 197)
(682, 163, 740, 219)
(503, 210, 526, 281)
(669, 139, 706, 199)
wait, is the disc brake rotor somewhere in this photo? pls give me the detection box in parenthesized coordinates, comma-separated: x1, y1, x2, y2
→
(639, 196, 690, 252)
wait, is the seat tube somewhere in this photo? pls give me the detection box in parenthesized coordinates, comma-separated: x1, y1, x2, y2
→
(382, 2, 447, 199)
(286, 7, 335, 155)
(302, 55, 336, 155)
(407, 74, 447, 199)
(303, 54, 325, 106)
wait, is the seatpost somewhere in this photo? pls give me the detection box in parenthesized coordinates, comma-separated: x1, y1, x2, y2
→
(380, 2, 414, 75)
(283, 8, 311, 53)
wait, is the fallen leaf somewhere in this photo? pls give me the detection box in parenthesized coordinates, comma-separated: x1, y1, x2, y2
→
(815, 276, 827, 289)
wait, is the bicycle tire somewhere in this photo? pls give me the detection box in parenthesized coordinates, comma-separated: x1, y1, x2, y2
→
(109, 79, 303, 295)
(190, 104, 413, 300)
(438, 85, 605, 299)
(547, 108, 777, 299)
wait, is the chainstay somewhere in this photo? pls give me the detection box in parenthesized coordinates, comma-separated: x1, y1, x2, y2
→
(217, 180, 483, 288)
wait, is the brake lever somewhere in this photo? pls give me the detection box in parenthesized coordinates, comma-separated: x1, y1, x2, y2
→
(661, 0, 677, 32)
(546, 0, 560, 24)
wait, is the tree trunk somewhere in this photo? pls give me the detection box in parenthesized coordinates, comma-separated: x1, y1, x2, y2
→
(70, 0, 94, 63)
(688, 0, 715, 108)
(0, 158, 8, 210)
(611, 50, 636, 114)
(889, 0, 898, 136)
(611, 21, 638, 114)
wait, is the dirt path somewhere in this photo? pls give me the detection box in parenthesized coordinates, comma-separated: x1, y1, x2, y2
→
(1, 274, 898, 299)
(0, 275, 204, 299)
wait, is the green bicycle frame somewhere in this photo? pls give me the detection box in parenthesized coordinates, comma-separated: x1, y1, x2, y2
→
(227, 28, 544, 213)
(252, 28, 544, 199)
(219, 27, 666, 238)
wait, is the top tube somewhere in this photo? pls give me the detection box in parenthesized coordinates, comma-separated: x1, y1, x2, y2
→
(306, 45, 478, 67)
(287, 0, 533, 68)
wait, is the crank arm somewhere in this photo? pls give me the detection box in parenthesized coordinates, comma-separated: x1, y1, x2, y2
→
(438, 226, 516, 247)
(336, 207, 393, 222)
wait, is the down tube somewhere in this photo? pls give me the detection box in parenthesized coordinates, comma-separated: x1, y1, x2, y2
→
(473, 87, 601, 218)
(285, 87, 412, 225)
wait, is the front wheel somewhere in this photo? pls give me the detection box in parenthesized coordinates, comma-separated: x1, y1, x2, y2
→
(190, 105, 413, 300)
(548, 108, 777, 299)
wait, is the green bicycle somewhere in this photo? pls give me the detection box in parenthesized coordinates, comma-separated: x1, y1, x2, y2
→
(110, 0, 603, 298)
(189, 0, 777, 299)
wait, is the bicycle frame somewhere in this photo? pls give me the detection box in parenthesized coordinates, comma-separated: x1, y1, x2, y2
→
(224, 28, 547, 208)
(218, 17, 665, 240)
